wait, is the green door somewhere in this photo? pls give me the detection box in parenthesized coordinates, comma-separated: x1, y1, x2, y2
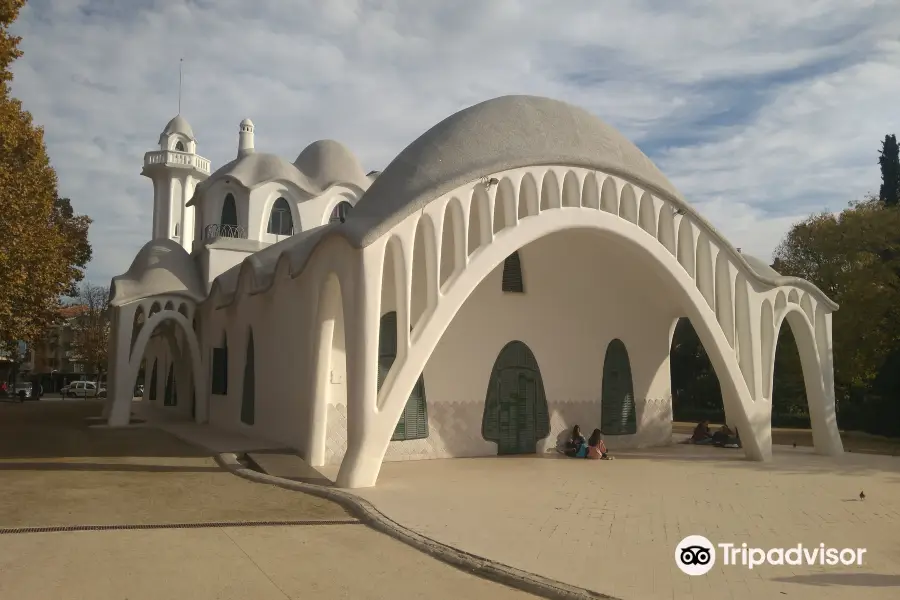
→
(483, 341, 550, 455)
(601, 338, 637, 435)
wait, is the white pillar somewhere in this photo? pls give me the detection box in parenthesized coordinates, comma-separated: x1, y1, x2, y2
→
(106, 304, 138, 426)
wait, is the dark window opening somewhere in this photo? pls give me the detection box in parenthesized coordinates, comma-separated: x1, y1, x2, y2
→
(148, 359, 158, 400)
(221, 193, 238, 227)
(329, 201, 353, 224)
(267, 197, 294, 236)
(175, 141, 185, 151)
(241, 330, 255, 425)
(501, 251, 524, 293)
(211, 335, 228, 395)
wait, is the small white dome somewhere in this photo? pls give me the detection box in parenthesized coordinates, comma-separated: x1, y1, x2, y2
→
(162, 115, 195, 140)
(240, 118, 254, 128)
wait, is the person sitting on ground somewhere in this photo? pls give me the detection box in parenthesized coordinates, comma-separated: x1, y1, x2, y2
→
(586, 429, 613, 460)
(712, 424, 733, 446)
(562, 425, 586, 457)
(691, 420, 714, 444)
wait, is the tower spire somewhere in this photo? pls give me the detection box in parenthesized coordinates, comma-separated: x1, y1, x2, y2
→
(178, 58, 183, 115)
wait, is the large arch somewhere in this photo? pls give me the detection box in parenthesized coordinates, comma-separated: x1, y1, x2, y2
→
(111, 308, 205, 426)
(336, 205, 765, 488)
(767, 305, 844, 455)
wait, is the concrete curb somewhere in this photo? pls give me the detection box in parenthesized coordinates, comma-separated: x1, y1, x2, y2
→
(215, 453, 619, 600)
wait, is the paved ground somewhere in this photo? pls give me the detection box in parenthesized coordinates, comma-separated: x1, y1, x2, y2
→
(0, 400, 537, 599)
(326, 445, 900, 600)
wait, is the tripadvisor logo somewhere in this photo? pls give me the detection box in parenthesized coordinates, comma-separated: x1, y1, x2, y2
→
(675, 535, 867, 576)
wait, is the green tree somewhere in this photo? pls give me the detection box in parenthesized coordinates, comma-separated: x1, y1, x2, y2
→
(773, 198, 900, 422)
(879, 134, 900, 207)
(0, 0, 92, 360)
(67, 282, 110, 378)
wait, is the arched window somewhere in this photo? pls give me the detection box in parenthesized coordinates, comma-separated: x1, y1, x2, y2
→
(501, 251, 524, 293)
(329, 200, 353, 224)
(267, 197, 294, 236)
(221, 193, 238, 227)
(378, 312, 429, 440)
(601, 339, 637, 435)
(175, 141, 185, 151)
(148, 359, 158, 401)
(241, 330, 255, 425)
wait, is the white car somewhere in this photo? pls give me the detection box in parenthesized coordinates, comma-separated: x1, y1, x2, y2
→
(62, 381, 107, 398)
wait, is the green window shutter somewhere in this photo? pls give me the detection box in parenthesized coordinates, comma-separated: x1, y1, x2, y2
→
(148, 359, 158, 400)
(241, 331, 255, 425)
(501, 252, 525, 293)
(482, 341, 550, 453)
(381, 312, 429, 442)
(601, 339, 637, 435)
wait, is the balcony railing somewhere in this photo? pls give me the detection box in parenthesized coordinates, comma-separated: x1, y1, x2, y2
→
(203, 223, 248, 240)
(143, 150, 211, 175)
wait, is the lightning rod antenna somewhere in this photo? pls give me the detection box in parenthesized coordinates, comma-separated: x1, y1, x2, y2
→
(178, 58, 183, 114)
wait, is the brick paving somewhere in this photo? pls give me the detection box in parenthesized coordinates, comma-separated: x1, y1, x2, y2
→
(341, 444, 900, 600)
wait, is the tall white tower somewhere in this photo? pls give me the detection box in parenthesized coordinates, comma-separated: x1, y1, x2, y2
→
(237, 118, 254, 157)
(141, 115, 211, 250)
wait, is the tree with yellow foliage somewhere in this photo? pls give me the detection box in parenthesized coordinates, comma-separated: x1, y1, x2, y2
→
(0, 0, 92, 362)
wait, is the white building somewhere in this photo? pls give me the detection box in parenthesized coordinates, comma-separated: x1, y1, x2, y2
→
(105, 96, 844, 489)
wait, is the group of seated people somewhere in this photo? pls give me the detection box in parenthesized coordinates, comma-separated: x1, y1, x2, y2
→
(688, 420, 742, 448)
(559, 425, 614, 460)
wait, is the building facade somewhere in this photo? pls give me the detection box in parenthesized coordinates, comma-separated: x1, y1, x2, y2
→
(104, 96, 844, 488)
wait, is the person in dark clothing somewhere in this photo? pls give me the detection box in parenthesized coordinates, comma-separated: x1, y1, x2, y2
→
(691, 420, 714, 444)
(562, 425, 586, 457)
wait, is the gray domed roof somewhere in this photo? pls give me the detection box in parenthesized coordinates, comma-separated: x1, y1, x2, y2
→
(293, 140, 369, 192)
(344, 95, 683, 247)
(162, 115, 195, 140)
(109, 238, 205, 306)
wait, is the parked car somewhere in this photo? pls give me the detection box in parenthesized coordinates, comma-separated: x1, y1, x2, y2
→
(12, 381, 33, 401)
(61, 381, 107, 398)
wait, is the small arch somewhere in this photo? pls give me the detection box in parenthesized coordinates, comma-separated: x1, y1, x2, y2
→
(619, 184, 638, 224)
(482, 340, 550, 454)
(601, 339, 637, 435)
(581, 172, 600, 209)
(178, 303, 189, 319)
(148, 302, 161, 318)
(695, 235, 715, 310)
(221, 193, 238, 227)
(410, 216, 437, 331)
(501, 251, 525, 293)
(175, 141, 185, 151)
(329, 200, 353, 224)
(148, 359, 158, 401)
(267, 197, 294, 235)
(676, 217, 696, 278)
(518, 173, 540, 219)
(173, 223, 179, 237)
(561, 171, 580, 208)
(468, 186, 491, 255)
(600, 176, 618, 213)
(379, 312, 428, 441)
(539, 170, 561, 211)
(638, 192, 656, 235)
(714, 252, 735, 347)
(775, 291, 787, 315)
(800, 293, 815, 323)
(164, 362, 177, 406)
(657, 204, 677, 255)
(760, 300, 775, 400)
(241, 329, 255, 425)
(493, 178, 517, 233)
(440, 197, 465, 288)
(734, 273, 756, 397)
(788, 289, 800, 304)
(163, 301, 175, 312)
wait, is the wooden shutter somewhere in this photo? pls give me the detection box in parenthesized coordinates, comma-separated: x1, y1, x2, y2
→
(241, 331, 255, 425)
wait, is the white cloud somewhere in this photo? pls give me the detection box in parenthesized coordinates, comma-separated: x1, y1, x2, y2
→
(8, 0, 900, 283)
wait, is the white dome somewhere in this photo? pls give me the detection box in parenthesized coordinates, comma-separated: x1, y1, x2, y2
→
(110, 238, 205, 306)
(162, 115, 195, 140)
(293, 139, 369, 192)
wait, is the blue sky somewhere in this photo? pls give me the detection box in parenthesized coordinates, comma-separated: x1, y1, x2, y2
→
(9, 0, 900, 286)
